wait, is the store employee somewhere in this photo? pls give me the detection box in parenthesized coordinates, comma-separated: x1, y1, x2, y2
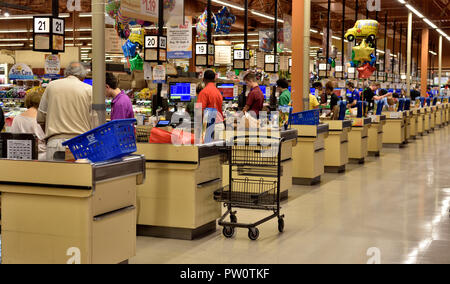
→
(362, 82, 388, 111)
(243, 72, 264, 117)
(196, 70, 224, 122)
(105, 72, 135, 120)
(346, 81, 360, 108)
(277, 79, 291, 106)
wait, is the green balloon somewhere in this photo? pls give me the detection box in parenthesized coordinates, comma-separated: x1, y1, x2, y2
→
(130, 54, 143, 71)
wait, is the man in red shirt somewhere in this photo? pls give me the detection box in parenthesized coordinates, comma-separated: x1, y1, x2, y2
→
(243, 72, 264, 118)
(197, 70, 224, 122)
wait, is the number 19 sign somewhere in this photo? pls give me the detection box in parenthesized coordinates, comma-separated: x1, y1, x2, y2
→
(33, 16, 65, 53)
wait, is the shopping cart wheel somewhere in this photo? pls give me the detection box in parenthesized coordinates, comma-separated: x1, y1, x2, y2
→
(223, 226, 235, 238)
(230, 214, 237, 223)
(248, 228, 260, 241)
(278, 218, 285, 233)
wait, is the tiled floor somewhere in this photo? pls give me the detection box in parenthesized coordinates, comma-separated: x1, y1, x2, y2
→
(132, 126, 450, 264)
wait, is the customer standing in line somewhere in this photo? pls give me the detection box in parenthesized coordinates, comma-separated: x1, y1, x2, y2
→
(37, 62, 94, 161)
(11, 87, 46, 160)
(243, 72, 265, 118)
(105, 72, 135, 120)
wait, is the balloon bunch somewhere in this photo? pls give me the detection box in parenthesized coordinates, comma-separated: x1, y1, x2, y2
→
(196, 9, 216, 40)
(352, 39, 376, 79)
(214, 7, 236, 34)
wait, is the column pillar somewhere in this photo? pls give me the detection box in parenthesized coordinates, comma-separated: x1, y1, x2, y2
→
(421, 29, 429, 97)
(92, 0, 106, 125)
(439, 35, 443, 94)
(292, 0, 310, 112)
(406, 12, 412, 97)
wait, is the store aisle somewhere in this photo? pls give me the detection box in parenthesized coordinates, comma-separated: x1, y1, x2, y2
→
(132, 127, 450, 264)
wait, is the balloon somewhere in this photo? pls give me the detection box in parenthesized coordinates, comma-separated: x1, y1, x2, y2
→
(352, 39, 374, 62)
(122, 40, 137, 58)
(196, 9, 216, 40)
(357, 63, 376, 79)
(106, 0, 120, 17)
(370, 53, 376, 66)
(130, 54, 144, 72)
(214, 6, 236, 34)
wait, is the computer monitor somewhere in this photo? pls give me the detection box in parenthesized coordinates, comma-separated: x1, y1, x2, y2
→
(169, 82, 195, 102)
(217, 83, 235, 101)
(310, 88, 316, 95)
(84, 79, 93, 86)
(259, 85, 269, 99)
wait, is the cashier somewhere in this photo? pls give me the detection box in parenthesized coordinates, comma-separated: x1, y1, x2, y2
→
(105, 72, 135, 120)
(276, 79, 291, 106)
(346, 82, 360, 108)
(196, 70, 224, 122)
(243, 72, 264, 118)
(362, 82, 389, 111)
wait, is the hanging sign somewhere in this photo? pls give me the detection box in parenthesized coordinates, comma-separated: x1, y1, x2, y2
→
(167, 16, 192, 59)
(9, 64, 34, 80)
(105, 28, 124, 54)
(195, 43, 215, 67)
(45, 54, 61, 75)
(367, 0, 381, 12)
(121, 0, 159, 23)
(67, 0, 82, 12)
(215, 45, 232, 65)
(152, 65, 166, 84)
(33, 16, 65, 53)
(164, 0, 185, 26)
(144, 35, 167, 62)
(264, 54, 278, 73)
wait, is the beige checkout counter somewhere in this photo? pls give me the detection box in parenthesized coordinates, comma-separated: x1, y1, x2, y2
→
(291, 124, 329, 185)
(423, 107, 432, 134)
(0, 156, 146, 264)
(409, 109, 418, 139)
(429, 106, 437, 131)
(404, 110, 411, 143)
(321, 120, 352, 173)
(435, 104, 444, 128)
(347, 117, 372, 164)
(221, 129, 298, 200)
(135, 143, 224, 240)
(416, 108, 425, 136)
(368, 115, 387, 156)
(382, 111, 407, 147)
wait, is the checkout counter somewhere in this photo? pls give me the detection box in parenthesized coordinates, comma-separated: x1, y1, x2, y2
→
(0, 156, 146, 264)
(292, 124, 329, 185)
(321, 119, 352, 173)
(348, 117, 372, 164)
(136, 141, 224, 240)
(368, 115, 386, 156)
(423, 107, 432, 133)
(382, 111, 407, 147)
(409, 109, 418, 139)
(416, 108, 425, 136)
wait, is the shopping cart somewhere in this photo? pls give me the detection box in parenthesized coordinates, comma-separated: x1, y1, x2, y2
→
(214, 135, 285, 241)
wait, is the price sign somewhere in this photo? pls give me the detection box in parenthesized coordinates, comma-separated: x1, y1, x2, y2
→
(145, 36, 158, 48)
(234, 50, 245, 60)
(196, 44, 207, 55)
(265, 55, 275, 64)
(34, 17, 50, 33)
(52, 18, 65, 35)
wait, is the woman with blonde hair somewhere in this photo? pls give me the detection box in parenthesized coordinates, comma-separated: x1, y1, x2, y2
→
(10, 87, 46, 160)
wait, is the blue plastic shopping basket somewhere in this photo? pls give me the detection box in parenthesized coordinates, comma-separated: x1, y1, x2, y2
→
(62, 119, 137, 163)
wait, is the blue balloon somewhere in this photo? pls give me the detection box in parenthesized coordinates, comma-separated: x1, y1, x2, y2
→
(122, 40, 137, 58)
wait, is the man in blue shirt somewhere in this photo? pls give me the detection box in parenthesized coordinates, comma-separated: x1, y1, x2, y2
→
(346, 82, 360, 108)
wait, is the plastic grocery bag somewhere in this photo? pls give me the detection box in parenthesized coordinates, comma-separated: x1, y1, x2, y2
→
(149, 127, 195, 145)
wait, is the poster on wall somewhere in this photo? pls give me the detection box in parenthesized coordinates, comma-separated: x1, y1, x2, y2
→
(9, 64, 34, 80)
(283, 16, 292, 50)
(259, 30, 274, 53)
(44, 54, 61, 75)
(167, 16, 192, 59)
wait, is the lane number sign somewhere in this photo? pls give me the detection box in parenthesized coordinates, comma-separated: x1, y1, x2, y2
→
(34, 17, 50, 33)
(53, 18, 65, 35)
(145, 36, 158, 48)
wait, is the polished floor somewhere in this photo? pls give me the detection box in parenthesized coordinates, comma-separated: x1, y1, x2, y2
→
(132, 126, 450, 264)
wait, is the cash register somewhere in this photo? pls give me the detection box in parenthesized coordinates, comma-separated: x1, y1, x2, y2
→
(166, 82, 197, 128)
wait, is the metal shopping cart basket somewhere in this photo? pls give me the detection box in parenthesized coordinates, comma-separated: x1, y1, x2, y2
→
(214, 135, 285, 240)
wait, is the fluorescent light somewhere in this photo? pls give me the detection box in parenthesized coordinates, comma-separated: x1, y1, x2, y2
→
(212, 0, 245, 11)
(251, 11, 284, 23)
(0, 43, 23, 47)
(424, 18, 438, 29)
(405, 4, 424, 18)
